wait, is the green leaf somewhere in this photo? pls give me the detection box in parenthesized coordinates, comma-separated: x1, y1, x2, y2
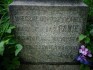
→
(0, 22, 10, 39)
(15, 44, 23, 56)
(84, 37, 90, 44)
(0, 41, 5, 56)
(78, 34, 87, 42)
(8, 0, 13, 4)
(4, 39, 10, 44)
(6, 26, 15, 33)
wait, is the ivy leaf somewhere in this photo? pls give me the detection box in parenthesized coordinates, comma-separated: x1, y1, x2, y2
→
(78, 34, 87, 42)
(84, 37, 90, 44)
(6, 26, 15, 33)
(8, 0, 13, 4)
(4, 39, 10, 44)
(0, 41, 5, 56)
(15, 44, 23, 56)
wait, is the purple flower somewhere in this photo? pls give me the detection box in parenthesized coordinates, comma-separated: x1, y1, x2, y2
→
(88, 52, 92, 57)
(76, 55, 89, 65)
(79, 45, 92, 57)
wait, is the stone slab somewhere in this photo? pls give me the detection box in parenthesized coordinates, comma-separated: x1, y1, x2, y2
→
(10, 1, 86, 6)
(9, 2, 88, 63)
(19, 64, 80, 70)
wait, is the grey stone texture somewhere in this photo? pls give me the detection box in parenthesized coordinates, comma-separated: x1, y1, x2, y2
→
(19, 64, 80, 70)
(9, 2, 88, 63)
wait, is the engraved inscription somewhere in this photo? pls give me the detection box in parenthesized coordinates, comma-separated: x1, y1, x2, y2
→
(15, 24, 80, 34)
(10, 6, 86, 62)
(14, 15, 82, 23)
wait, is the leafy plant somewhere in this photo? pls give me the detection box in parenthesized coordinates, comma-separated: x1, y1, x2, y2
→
(0, 0, 23, 70)
(83, 0, 93, 18)
(76, 0, 93, 70)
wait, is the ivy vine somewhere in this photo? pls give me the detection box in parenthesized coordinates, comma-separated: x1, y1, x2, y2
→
(0, 0, 23, 70)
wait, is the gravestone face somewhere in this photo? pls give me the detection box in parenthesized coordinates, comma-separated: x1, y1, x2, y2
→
(9, 0, 88, 70)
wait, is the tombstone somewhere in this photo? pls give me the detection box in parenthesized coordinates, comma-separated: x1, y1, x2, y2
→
(9, 0, 88, 70)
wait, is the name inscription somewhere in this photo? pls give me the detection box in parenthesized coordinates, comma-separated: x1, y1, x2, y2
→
(11, 6, 84, 62)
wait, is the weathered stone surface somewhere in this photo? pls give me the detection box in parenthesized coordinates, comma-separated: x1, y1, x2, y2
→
(9, 2, 87, 63)
(19, 64, 80, 70)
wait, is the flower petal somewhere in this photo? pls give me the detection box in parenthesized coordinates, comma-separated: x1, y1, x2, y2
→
(83, 51, 87, 56)
(88, 54, 92, 57)
(85, 48, 88, 52)
(79, 49, 83, 53)
(81, 45, 85, 49)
